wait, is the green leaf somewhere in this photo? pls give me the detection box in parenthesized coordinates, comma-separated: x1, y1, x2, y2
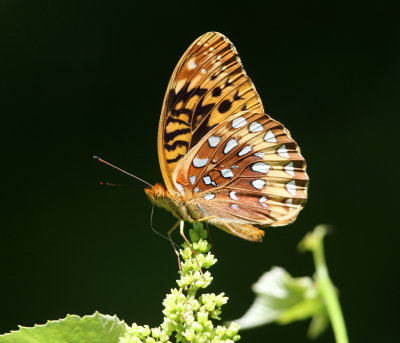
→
(233, 267, 327, 330)
(0, 312, 128, 343)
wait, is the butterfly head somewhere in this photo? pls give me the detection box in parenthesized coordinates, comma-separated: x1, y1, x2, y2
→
(145, 183, 195, 222)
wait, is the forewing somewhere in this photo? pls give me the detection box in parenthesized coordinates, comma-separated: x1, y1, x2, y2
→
(173, 111, 309, 227)
(158, 32, 264, 192)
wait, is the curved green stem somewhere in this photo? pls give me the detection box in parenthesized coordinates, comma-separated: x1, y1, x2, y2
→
(300, 225, 349, 343)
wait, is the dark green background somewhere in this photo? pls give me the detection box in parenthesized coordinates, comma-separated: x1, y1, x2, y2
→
(2, 1, 398, 342)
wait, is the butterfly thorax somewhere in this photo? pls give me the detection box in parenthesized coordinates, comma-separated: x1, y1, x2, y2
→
(145, 183, 197, 222)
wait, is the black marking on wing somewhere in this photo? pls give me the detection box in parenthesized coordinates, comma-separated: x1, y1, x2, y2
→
(165, 116, 190, 126)
(166, 154, 186, 163)
(225, 78, 232, 87)
(233, 90, 244, 101)
(192, 97, 216, 129)
(212, 87, 222, 97)
(164, 128, 191, 143)
(218, 99, 232, 113)
(191, 118, 218, 148)
(164, 140, 189, 152)
(167, 82, 208, 121)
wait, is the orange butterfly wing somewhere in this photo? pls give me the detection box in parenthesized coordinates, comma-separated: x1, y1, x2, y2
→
(158, 32, 264, 192)
(149, 32, 309, 242)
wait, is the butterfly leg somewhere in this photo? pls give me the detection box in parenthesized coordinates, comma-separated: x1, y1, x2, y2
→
(205, 222, 215, 254)
(196, 216, 216, 222)
(196, 216, 217, 253)
(167, 220, 182, 276)
(179, 220, 205, 280)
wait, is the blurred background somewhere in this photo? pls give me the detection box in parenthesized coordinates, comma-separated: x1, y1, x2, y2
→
(2, 1, 398, 342)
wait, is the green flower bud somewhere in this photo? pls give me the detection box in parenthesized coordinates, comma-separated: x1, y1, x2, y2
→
(183, 328, 195, 341)
(199, 229, 208, 240)
(191, 299, 201, 311)
(162, 318, 176, 332)
(141, 325, 151, 337)
(189, 228, 201, 242)
(215, 325, 226, 336)
(197, 240, 209, 253)
(121, 223, 240, 343)
(184, 314, 195, 326)
(152, 328, 159, 337)
(210, 309, 222, 320)
(158, 330, 170, 342)
(191, 321, 204, 333)
(204, 301, 216, 312)
(215, 293, 228, 307)
(232, 334, 241, 341)
(226, 322, 240, 337)
(202, 320, 213, 332)
(197, 311, 208, 324)
(181, 247, 192, 259)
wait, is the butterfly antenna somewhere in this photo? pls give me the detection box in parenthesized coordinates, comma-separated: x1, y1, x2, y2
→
(93, 156, 152, 187)
(150, 204, 179, 249)
(99, 181, 124, 187)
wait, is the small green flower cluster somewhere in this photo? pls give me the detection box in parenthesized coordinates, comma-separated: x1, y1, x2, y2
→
(120, 223, 241, 343)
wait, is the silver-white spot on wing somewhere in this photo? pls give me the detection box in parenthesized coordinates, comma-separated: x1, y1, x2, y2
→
(251, 179, 266, 190)
(259, 196, 268, 208)
(285, 198, 294, 211)
(238, 145, 252, 156)
(208, 135, 221, 148)
(231, 204, 239, 210)
(190, 175, 196, 185)
(284, 162, 295, 176)
(203, 175, 217, 186)
(264, 130, 277, 143)
(193, 156, 209, 168)
(286, 180, 297, 196)
(203, 176, 212, 185)
(277, 145, 290, 158)
(251, 162, 270, 174)
(254, 151, 265, 158)
(232, 116, 247, 128)
(194, 187, 199, 193)
(175, 182, 184, 195)
(249, 121, 264, 132)
(224, 139, 238, 154)
(221, 169, 234, 178)
(204, 193, 215, 200)
(188, 59, 197, 70)
(229, 191, 238, 200)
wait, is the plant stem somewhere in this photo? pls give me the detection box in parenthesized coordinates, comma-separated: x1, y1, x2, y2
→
(310, 227, 349, 343)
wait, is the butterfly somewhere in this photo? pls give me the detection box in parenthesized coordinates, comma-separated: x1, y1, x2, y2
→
(145, 32, 308, 244)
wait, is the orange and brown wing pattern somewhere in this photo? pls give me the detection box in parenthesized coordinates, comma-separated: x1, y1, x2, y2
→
(158, 32, 264, 192)
(173, 111, 308, 233)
